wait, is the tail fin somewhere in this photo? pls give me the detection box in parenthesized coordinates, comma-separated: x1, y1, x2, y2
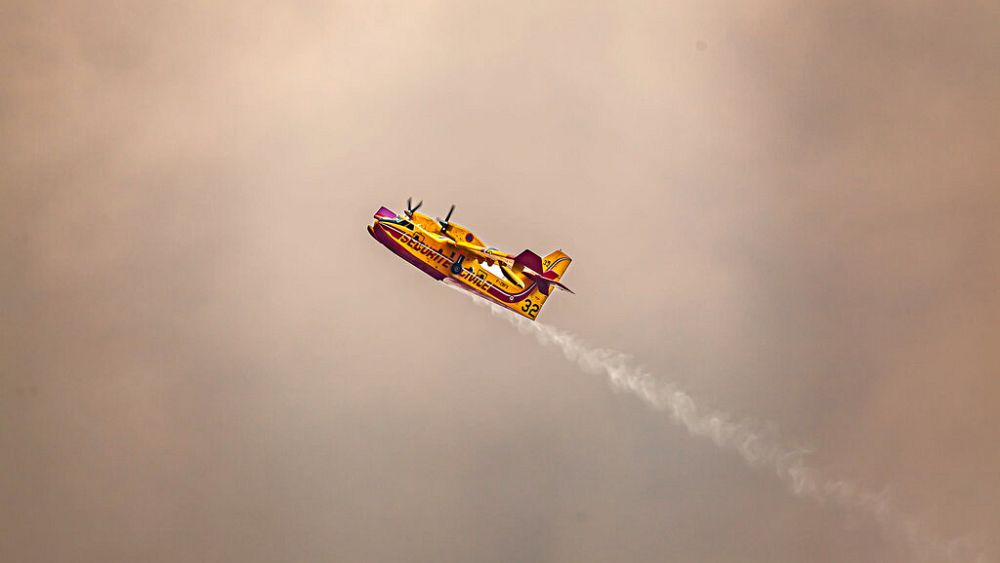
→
(542, 250, 572, 280)
(513, 249, 573, 279)
(511, 250, 573, 320)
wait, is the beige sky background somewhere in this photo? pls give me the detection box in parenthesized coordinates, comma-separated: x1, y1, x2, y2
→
(2, 1, 999, 562)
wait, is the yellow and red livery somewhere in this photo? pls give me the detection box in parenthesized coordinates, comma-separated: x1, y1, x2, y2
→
(368, 200, 573, 320)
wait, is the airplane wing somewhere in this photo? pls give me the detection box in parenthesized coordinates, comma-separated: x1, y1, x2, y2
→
(434, 231, 573, 294)
(441, 238, 515, 267)
(433, 237, 526, 287)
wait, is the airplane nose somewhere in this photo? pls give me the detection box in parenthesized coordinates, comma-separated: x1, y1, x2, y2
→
(368, 220, 392, 238)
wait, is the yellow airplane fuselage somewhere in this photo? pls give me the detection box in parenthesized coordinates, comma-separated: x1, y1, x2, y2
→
(368, 206, 567, 320)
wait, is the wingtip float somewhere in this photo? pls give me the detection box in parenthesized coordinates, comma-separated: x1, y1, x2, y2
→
(368, 199, 573, 320)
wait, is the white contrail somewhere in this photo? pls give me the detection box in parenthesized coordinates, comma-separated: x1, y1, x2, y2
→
(448, 284, 987, 562)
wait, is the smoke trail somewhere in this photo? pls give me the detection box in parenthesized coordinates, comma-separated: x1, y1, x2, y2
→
(448, 284, 987, 562)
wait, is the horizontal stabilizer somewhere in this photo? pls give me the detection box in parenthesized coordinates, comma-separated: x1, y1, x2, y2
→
(515, 249, 574, 294)
(535, 277, 576, 295)
(513, 250, 545, 274)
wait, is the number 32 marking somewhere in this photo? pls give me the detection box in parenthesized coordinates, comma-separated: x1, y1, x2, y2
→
(521, 299, 540, 317)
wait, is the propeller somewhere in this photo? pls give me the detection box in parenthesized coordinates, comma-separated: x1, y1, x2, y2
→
(437, 204, 455, 233)
(405, 197, 423, 218)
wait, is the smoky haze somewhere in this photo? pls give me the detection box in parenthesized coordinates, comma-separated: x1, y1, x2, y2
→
(2, 2, 998, 562)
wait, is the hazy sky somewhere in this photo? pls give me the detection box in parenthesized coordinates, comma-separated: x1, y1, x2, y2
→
(2, 2, 998, 562)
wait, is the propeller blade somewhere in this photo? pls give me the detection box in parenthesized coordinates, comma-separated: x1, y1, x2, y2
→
(405, 197, 423, 217)
(445, 204, 455, 222)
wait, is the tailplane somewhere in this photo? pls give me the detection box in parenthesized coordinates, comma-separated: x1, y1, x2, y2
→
(512, 249, 573, 280)
(511, 248, 575, 301)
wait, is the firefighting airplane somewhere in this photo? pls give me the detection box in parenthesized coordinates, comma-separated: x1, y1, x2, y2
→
(368, 199, 573, 320)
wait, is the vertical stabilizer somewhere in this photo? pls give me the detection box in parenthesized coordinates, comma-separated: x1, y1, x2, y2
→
(542, 250, 572, 280)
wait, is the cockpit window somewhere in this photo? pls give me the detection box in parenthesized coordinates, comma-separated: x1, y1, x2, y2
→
(383, 217, 414, 229)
